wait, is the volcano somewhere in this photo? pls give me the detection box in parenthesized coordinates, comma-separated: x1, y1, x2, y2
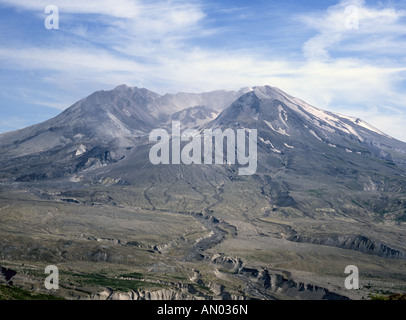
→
(1, 85, 406, 300)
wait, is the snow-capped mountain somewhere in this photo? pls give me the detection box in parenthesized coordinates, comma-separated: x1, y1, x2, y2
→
(1, 84, 406, 203)
(213, 85, 406, 168)
(2, 84, 406, 302)
(0, 85, 245, 181)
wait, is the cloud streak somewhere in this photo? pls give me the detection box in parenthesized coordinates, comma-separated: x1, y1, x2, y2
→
(1, 0, 406, 141)
(299, 0, 406, 61)
(0, 0, 141, 18)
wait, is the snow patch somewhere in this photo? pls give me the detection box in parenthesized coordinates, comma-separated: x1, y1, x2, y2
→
(284, 143, 294, 149)
(309, 130, 322, 142)
(278, 105, 288, 126)
(264, 120, 289, 136)
(259, 137, 281, 153)
(259, 137, 272, 145)
(272, 90, 366, 141)
(70, 175, 82, 182)
(74, 133, 84, 140)
(338, 115, 390, 138)
(210, 112, 219, 119)
(75, 144, 86, 156)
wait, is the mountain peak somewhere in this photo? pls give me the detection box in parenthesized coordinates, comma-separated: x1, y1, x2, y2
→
(114, 84, 130, 90)
(214, 85, 294, 121)
(249, 85, 292, 102)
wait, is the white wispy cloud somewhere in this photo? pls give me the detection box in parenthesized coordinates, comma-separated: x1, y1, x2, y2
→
(287, 0, 406, 140)
(299, 0, 406, 61)
(1, 0, 406, 140)
(0, 0, 140, 18)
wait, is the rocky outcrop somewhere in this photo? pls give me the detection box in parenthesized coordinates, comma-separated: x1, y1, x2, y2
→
(270, 273, 348, 300)
(208, 282, 224, 296)
(91, 286, 246, 301)
(91, 288, 197, 300)
(0, 266, 17, 285)
(237, 267, 349, 300)
(288, 234, 405, 259)
(210, 254, 243, 273)
(189, 269, 204, 285)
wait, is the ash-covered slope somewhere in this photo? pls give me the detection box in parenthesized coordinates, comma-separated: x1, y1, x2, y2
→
(2, 84, 406, 261)
(0, 85, 242, 182)
(197, 85, 406, 221)
(214, 85, 406, 168)
(160, 105, 219, 130)
(148, 88, 250, 117)
(0, 85, 162, 181)
(1, 84, 406, 218)
(206, 86, 406, 206)
(0, 85, 159, 157)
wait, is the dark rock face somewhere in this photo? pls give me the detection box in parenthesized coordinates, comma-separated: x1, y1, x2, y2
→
(236, 267, 349, 300)
(288, 234, 405, 259)
(1, 267, 17, 285)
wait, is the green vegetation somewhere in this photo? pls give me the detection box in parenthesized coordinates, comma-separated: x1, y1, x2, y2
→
(396, 212, 406, 222)
(62, 273, 148, 292)
(369, 293, 387, 300)
(351, 199, 362, 207)
(369, 293, 406, 300)
(193, 283, 212, 294)
(119, 272, 143, 279)
(0, 284, 64, 300)
(307, 189, 324, 196)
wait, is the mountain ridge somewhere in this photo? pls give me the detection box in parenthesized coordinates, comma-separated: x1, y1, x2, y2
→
(1, 84, 406, 184)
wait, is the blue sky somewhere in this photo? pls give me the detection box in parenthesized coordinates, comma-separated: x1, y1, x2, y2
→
(1, 0, 406, 141)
